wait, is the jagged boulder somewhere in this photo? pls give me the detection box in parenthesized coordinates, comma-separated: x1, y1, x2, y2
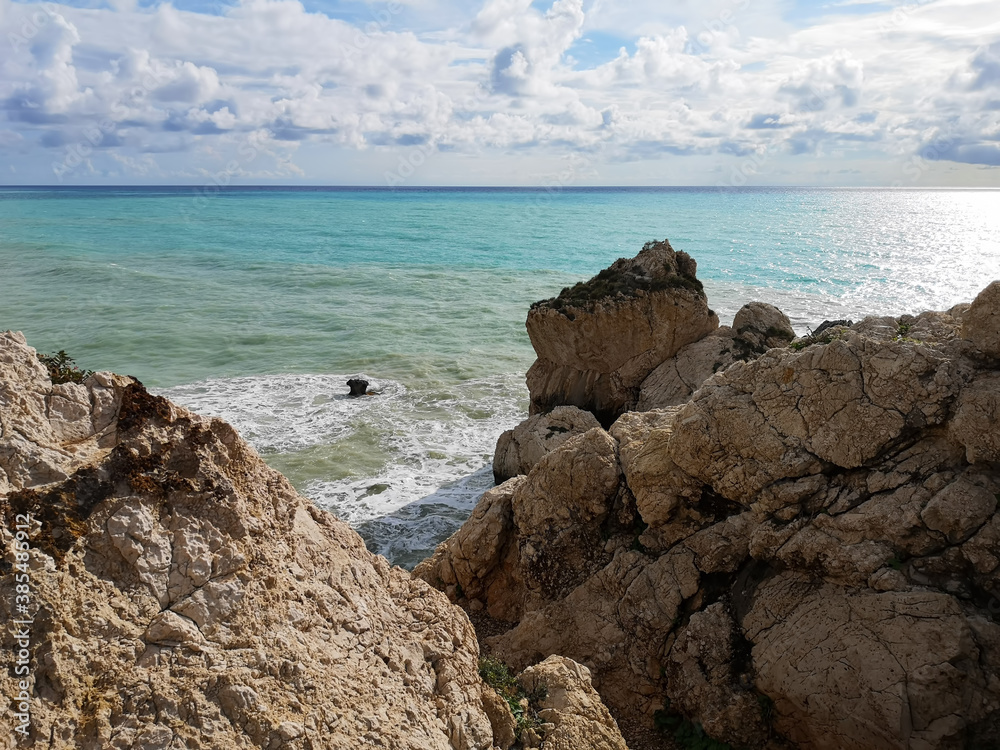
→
(0, 331, 498, 750)
(638, 301, 795, 410)
(731, 301, 795, 351)
(417, 428, 623, 622)
(517, 656, 629, 750)
(492, 406, 601, 483)
(962, 280, 1000, 357)
(745, 573, 1000, 750)
(417, 294, 1000, 750)
(664, 603, 770, 748)
(525, 240, 718, 426)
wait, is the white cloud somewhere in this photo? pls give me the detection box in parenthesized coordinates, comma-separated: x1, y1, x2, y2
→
(778, 50, 865, 111)
(0, 0, 997, 184)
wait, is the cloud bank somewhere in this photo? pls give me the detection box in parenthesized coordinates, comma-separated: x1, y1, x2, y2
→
(0, 0, 998, 185)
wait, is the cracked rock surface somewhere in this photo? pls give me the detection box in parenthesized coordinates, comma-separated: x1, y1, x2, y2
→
(418, 285, 1000, 749)
(637, 301, 795, 412)
(0, 331, 497, 750)
(492, 406, 602, 484)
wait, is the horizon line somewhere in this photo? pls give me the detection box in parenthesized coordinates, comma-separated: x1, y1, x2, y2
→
(3, 184, 998, 190)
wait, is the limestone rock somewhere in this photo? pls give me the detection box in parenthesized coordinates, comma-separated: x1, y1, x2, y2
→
(0, 332, 497, 750)
(414, 477, 527, 620)
(480, 687, 516, 750)
(731, 301, 796, 351)
(417, 428, 621, 622)
(346, 378, 369, 396)
(920, 474, 998, 544)
(636, 332, 735, 411)
(417, 282, 1000, 750)
(517, 656, 628, 750)
(666, 326, 972, 502)
(950, 372, 1000, 463)
(0, 331, 132, 496)
(492, 406, 601, 483)
(745, 573, 1000, 750)
(525, 239, 718, 426)
(665, 603, 769, 748)
(638, 302, 794, 411)
(962, 279, 1000, 356)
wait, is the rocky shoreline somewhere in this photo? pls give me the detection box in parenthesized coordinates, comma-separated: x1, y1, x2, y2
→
(3, 239, 1000, 749)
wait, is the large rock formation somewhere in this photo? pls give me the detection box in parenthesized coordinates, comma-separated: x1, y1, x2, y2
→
(637, 301, 795, 411)
(418, 289, 1000, 750)
(498, 296, 793, 485)
(492, 406, 602, 484)
(1, 331, 502, 750)
(525, 240, 718, 426)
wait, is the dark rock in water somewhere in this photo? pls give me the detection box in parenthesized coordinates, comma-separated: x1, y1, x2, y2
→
(813, 319, 853, 336)
(347, 378, 369, 397)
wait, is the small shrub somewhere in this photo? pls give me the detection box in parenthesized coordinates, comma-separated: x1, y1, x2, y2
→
(37, 350, 94, 385)
(478, 657, 546, 739)
(653, 701, 731, 750)
(757, 693, 774, 722)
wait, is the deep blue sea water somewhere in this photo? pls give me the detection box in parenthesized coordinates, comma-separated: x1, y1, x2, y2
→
(3, 186, 999, 566)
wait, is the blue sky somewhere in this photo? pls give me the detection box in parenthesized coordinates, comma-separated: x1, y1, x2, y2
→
(1, 0, 998, 185)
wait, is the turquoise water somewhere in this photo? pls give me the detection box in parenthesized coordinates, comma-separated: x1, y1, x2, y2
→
(3, 187, 999, 566)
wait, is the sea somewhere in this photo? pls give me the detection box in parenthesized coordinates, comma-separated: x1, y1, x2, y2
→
(2, 186, 999, 568)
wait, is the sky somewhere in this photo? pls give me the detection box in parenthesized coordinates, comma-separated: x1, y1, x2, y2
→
(0, 0, 998, 186)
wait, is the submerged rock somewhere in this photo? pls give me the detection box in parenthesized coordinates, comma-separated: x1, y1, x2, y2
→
(418, 290, 1000, 749)
(347, 377, 369, 396)
(525, 239, 718, 426)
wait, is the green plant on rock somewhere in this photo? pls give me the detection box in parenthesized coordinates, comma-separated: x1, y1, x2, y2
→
(37, 350, 94, 385)
(790, 329, 843, 351)
(653, 700, 732, 750)
(478, 656, 546, 739)
(757, 693, 774, 723)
